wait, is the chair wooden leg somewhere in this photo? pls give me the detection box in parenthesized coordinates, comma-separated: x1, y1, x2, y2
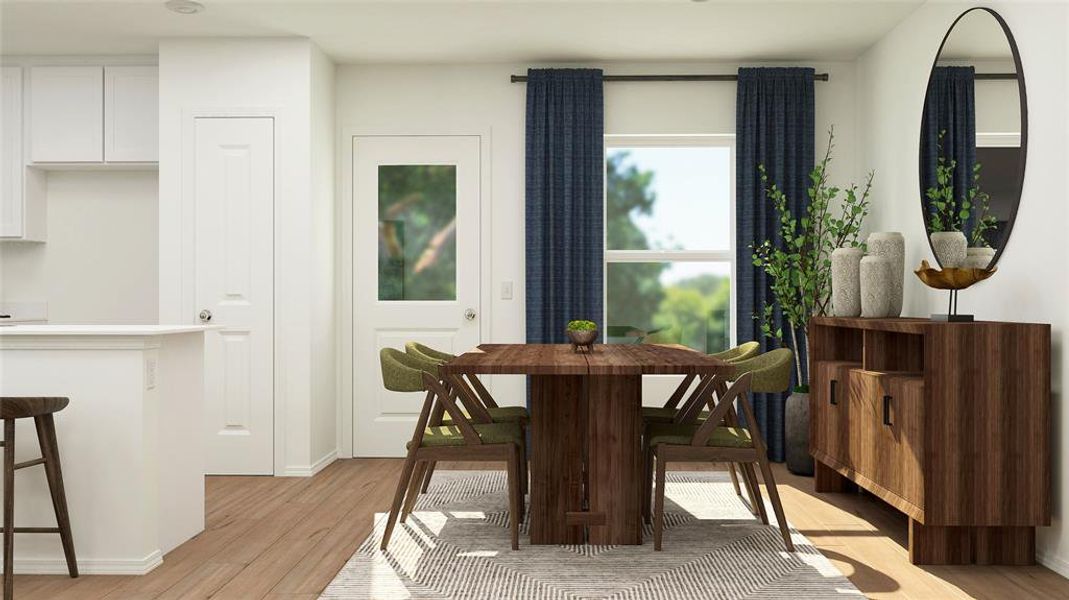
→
(517, 441, 527, 524)
(380, 450, 418, 551)
(756, 455, 794, 552)
(728, 463, 743, 497)
(401, 461, 427, 522)
(419, 460, 436, 494)
(3, 419, 14, 600)
(519, 421, 529, 496)
(740, 462, 769, 524)
(35, 415, 77, 578)
(642, 440, 654, 525)
(653, 450, 667, 551)
(507, 445, 520, 551)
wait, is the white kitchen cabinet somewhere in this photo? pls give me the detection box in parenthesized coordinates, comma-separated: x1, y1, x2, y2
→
(1, 66, 45, 241)
(104, 66, 158, 162)
(30, 66, 104, 163)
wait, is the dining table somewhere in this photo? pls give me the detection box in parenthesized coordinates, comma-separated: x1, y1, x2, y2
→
(438, 343, 733, 545)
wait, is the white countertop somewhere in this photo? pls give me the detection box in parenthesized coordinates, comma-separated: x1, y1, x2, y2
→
(0, 324, 220, 336)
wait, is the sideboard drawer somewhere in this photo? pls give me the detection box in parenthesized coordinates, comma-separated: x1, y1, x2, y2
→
(848, 370, 925, 507)
(811, 360, 860, 467)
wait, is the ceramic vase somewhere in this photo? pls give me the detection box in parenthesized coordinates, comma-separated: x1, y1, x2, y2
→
(930, 231, 967, 268)
(866, 232, 904, 317)
(860, 255, 895, 318)
(785, 391, 814, 476)
(831, 247, 864, 317)
(962, 246, 996, 270)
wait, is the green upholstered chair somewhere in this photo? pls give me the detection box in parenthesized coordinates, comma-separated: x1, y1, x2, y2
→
(640, 342, 761, 424)
(403, 342, 529, 495)
(644, 372, 793, 552)
(379, 354, 525, 551)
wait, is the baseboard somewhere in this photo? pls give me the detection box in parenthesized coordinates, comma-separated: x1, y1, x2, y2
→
(281, 450, 338, 477)
(1038, 550, 1069, 579)
(3, 549, 163, 575)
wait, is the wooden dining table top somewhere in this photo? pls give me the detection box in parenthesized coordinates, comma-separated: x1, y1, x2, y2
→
(438, 343, 733, 376)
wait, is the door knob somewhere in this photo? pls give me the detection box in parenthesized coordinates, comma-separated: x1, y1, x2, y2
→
(464, 308, 476, 321)
(199, 309, 213, 322)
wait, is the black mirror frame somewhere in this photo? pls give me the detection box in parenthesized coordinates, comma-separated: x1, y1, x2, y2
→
(918, 6, 1028, 269)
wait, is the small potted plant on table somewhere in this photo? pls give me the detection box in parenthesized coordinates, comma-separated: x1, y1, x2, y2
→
(565, 320, 598, 353)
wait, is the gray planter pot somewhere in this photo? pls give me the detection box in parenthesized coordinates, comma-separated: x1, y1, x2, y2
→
(930, 231, 967, 268)
(785, 391, 814, 476)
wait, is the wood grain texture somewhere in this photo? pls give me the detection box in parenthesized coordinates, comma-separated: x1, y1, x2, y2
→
(909, 520, 1035, 566)
(586, 375, 642, 545)
(13, 461, 1069, 599)
(808, 317, 1051, 565)
(439, 344, 731, 376)
(528, 374, 585, 545)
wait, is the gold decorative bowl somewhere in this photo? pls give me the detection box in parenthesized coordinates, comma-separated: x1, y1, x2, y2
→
(914, 260, 997, 291)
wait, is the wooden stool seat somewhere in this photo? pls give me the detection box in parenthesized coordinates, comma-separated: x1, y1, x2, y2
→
(0, 397, 78, 599)
(0, 397, 69, 420)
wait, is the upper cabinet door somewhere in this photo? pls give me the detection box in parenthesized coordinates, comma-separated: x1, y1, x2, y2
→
(104, 66, 158, 162)
(1, 66, 24, 237)
(30, 66, 104, 163)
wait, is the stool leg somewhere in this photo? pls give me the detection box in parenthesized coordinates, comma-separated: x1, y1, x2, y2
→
(35, 415, 77, 578)
(4, 419, 15, 600)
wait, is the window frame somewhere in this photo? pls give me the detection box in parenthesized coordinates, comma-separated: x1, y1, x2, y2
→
(603, 134, 738, 351)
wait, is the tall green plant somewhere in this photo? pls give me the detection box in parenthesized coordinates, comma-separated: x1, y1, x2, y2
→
(751, 127, 874, 387)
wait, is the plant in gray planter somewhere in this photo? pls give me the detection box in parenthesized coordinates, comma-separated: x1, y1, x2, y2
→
(565, 319, 598, 353)
(925, 132, 995, 269)
(963, 184, 997, 269)
(752, 127, 874, 475)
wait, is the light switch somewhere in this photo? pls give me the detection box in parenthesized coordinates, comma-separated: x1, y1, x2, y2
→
(501, 281, 513, 300)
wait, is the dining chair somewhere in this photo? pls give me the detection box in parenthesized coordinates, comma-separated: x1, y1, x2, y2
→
(646, 371, 794, 552)
(404, 342, 529, 494)
(379, 350, 525, 551)
(640, 341, 760, 424)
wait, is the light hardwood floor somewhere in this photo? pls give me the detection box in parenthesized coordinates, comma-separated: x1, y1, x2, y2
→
(12, 460, 1069, 599)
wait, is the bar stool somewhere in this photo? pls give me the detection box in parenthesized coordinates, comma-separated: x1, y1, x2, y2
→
(1, 397, 77, 599)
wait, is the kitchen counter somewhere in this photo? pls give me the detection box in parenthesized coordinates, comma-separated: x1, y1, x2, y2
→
(0, 325, 212, 574)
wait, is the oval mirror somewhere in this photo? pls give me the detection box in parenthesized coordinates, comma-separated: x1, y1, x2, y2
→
(919, 7, 1026, 270)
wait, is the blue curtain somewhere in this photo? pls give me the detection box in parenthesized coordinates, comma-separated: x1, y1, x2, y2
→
(525, 69, 605, 344)
(921, 66, 976, 232)
(735, 67, 815, 462)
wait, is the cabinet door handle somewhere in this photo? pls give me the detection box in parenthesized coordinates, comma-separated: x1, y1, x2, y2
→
(883, 395, 893, 426)
(830, 379, 838, 405)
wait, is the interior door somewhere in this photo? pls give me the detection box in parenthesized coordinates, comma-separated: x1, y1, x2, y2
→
(353, 135, 481, 457)
(195, 117, 275, 475)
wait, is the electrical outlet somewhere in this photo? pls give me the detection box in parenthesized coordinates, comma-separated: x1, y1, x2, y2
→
(501, 281, 513, 300)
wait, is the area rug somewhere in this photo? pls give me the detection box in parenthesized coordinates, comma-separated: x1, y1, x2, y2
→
(321, 470, 863, 599)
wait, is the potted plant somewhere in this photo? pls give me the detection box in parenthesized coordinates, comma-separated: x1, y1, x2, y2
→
(565, 319, 598, 353)
(751, 127, 874, 475)
(925, 131, 981, 268)
(963, 172, 997, 269)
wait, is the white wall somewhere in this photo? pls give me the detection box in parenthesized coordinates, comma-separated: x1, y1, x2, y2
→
(857, 0, 1069, 575)
(0, 170, 158, 323)
(159, 38, 336, 475)
(336, 60, 862, 455)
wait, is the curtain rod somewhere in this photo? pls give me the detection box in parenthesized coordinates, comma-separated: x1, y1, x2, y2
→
(509, 73, 830, 83)
(974, 73, 1018, 80)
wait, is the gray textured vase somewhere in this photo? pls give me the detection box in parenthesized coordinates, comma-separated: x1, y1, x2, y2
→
(785, 392, 813, 476)
(860, 255, 895, 318)
(866, 232, 904, 317)
(962, 246, 996, 270)
(930, 231, 967, 267)
(830, 247, 863, 317)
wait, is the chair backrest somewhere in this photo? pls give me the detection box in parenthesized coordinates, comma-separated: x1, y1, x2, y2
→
(380, 348, 435, 393)
(405, 342, 455, 363)
(691, 372, 753, 446)
(730, 348, 794, 394)
(710, 341, 761, 363)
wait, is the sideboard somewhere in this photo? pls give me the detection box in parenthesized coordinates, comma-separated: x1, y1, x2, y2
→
(808, 316, 1050, 565)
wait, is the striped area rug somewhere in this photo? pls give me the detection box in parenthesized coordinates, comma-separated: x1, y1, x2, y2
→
(321, 471, 863, 599)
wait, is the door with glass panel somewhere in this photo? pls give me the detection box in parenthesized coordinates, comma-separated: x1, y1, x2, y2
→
(353, 135, 481, 457)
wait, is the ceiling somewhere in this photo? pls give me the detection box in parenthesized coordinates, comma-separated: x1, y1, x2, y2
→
(1, 0, 927, 63)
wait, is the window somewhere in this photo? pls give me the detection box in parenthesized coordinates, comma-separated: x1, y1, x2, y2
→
(604, 136, 735, 353)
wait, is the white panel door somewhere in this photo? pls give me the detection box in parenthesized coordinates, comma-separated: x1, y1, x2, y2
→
(29, 66, 103, 162)
(353, 135, 481, 457)
(195, 117, 274, 475)
(104, 66, 158, 162)
(0, 67, 23, 237)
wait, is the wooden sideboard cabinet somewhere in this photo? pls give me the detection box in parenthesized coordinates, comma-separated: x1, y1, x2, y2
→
(808, 317, 1050, 565)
